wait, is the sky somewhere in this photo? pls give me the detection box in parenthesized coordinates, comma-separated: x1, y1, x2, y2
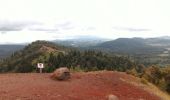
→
(0, 0, 170, 43)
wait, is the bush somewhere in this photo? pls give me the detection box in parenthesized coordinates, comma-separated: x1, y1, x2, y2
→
(126, 68, 138, 77)
(70, 66, 85, 72)
(44, 66, 55, 73)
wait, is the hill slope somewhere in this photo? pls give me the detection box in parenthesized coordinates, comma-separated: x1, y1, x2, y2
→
(0, 40, 136, 73)
(0, 71, 167, 100)
(91, 37, 170, 65)
(0, 41, 67, 72)
(93, 38, 164, 54)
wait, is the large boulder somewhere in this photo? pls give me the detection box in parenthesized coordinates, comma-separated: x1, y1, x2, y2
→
(51, 67, 71, 80)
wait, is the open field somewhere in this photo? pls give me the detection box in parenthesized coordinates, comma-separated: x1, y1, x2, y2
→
(0, 71, 164, 100)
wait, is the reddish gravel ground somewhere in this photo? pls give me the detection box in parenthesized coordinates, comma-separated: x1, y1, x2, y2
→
(0, 71, 161, 100)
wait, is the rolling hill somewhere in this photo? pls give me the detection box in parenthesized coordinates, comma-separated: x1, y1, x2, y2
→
(1, 36, 170, 67)
(0, 36, 108, 59)
(0, 40, 135, 73)
(93, 38, 165, 54)
(88, 37, 170, 66)
(0, 41, 67, 72)
(1, 36, 170, 59)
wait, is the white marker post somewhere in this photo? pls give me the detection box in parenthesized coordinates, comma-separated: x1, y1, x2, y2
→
(37, 63, 44, 73)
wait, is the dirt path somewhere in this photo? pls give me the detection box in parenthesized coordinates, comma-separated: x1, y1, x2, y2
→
(0, 71, 161, 100)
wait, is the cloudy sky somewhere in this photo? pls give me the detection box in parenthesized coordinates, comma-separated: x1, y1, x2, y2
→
(0, 0, 170, 43)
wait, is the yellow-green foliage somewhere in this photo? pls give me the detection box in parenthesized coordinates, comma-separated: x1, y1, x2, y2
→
(141, 65, 170, 94)
(126, 68, 138, 77)
(141, 77, 148, 85)
(127, 65, 170, 94)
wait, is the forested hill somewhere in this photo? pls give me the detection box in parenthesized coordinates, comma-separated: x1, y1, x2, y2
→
(0, 41, 67, 72)
(0, 40, 135, 73)
(92, 38, 165, 54)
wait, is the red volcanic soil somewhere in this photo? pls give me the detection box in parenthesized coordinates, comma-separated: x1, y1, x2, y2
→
(0, 71, 161, 100)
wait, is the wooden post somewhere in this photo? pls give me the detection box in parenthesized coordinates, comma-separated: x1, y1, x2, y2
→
(40, 68, 42, 73)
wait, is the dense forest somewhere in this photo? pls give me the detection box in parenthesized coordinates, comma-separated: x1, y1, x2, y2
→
(0, 41, 135, 73)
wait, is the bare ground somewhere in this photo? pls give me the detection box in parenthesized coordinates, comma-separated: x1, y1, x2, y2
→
(0, 71, 163, 100)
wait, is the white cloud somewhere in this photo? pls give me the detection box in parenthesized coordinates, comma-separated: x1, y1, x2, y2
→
(0, 30, 56, 44)
(0, 0, 170, 43)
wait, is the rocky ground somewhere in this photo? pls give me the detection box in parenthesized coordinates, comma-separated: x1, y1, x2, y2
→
(0, 71, 164, 100)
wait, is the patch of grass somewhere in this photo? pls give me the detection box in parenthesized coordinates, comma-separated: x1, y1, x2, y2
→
(141, 78, 148, 85)
(146, 83, 170, 100)
(70, 66, 85, 72)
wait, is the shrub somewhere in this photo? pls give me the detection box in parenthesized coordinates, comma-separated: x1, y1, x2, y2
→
(126, 68, 138, 77)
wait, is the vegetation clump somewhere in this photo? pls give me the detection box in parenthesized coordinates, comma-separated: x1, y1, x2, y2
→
(127, 65, 170, 94)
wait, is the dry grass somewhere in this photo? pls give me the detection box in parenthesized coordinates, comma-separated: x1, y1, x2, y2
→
(120, 75, 170, 100)
(146, 83, 170, 100)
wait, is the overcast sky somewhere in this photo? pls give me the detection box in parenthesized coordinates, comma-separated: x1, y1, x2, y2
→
(0, 0, 170, 43)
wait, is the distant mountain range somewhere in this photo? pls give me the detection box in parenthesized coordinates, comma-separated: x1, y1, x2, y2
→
(92, 37, 169, 54)
(0, 45, 24, 59)
(0, 36, 107, 59)
(1, 36, 170, 59)
(53, 36, 110, 47)
(89, 36, 170, 65)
